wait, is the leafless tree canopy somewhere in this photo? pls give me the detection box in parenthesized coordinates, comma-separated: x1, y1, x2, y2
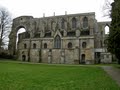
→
(0, 6, 12, 49)
(103, 0, 114, 18)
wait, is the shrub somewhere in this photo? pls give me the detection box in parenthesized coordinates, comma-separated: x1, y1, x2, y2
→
(0, 52, 13, 59)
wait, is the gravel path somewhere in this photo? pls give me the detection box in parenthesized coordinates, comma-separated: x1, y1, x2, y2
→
(101, 66, 120, 87)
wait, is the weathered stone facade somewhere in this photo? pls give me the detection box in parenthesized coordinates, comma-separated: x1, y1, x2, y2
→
(9, 12, 112, 64)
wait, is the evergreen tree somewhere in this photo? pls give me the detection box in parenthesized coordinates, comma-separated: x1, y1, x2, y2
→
(107, 0, 120, 64)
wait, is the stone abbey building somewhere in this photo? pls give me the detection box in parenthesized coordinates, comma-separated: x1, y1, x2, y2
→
(9, 12, 112, 64)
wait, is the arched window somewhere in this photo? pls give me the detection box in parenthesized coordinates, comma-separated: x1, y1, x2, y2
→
(105, 25, 109, 34)
(68, 42, 72, 48)
(72, 17, 77, 28)
(82, 42, 87, 48)
(61, 18, 65, 29)
(24, 44, 27, 49)
(33, 43, 36, 49)
(83, 17, 88, 28)
(44, 43, 47, 49)
(54, 35, 61, 48)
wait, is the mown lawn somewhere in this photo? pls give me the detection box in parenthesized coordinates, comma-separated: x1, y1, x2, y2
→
(0, 61, 119, 90)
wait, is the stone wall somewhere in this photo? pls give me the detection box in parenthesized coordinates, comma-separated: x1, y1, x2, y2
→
(9, 12, 112, 64)
(101, 53, 112, 63)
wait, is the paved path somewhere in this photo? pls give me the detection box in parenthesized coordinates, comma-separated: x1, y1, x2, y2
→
(101, 66, 120, 86)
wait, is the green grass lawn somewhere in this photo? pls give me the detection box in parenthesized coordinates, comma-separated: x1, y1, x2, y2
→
(0, 60, 119, 90)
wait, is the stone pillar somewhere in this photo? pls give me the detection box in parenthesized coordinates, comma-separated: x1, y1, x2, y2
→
(48, 49, 52, 63)
(76, 30, 80, 37)
(51, 30, 54, 37)
(60, 50, 65, 64)
(48, 56, 52, 63)
(8, 35, 14, 55)
(90, 28, 93, 35)
(41, 23, 45, 37)
(52, 22, 56, 31)
(74, 47, 79, 64)
(65, 22, 67, 30)
(63, 30, 67, 37)
(9, 30, 17, 55)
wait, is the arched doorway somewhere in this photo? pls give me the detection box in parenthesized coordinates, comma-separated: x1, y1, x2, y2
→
(22, 55, 26, 61)
(81, 54, 85, 64)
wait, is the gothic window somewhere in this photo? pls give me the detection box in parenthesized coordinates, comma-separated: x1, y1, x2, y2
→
(61, 18, 65, 29)
(44, 43, 47, 49)
(105, 25, 110, 34)
(72, 17, 77, 28)
(24, 44, 27, 49)
(68, 42, 72, 48)
(33, 43, 36, 49)
(82, 42, 86, 48)
(83, 17, 88, 28)
(54, 35, 61, 48)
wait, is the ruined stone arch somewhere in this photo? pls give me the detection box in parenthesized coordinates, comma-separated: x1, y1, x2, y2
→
(9, 16, 34, 55)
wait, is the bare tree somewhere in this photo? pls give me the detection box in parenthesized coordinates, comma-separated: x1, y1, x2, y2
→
(102, 0, 114, 18)
(0, 6, 12, 51)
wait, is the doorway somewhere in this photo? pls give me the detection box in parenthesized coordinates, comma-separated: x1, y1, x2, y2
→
(81, 54, 85, 64)
(22, 55, 26, 61)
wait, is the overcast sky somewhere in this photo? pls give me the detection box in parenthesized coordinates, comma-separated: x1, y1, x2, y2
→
(0, 0, 113, 21)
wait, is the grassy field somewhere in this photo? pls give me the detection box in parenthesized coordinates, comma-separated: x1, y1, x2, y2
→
(0, 60, 119, 90)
